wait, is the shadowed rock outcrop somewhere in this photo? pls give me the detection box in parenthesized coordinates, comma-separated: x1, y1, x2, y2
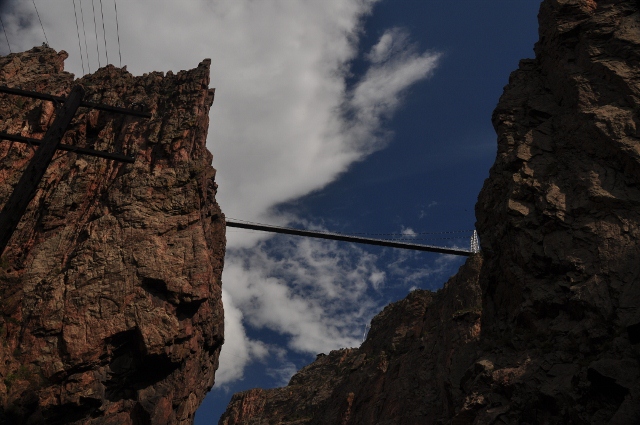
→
(220, 1, 640, 423)
(0, 46, 225, 424)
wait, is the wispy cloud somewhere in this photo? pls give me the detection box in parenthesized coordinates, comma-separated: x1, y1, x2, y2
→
(216, 289, 269, 387)
(419, 201, 439, 219)
(367, 28, 410, 64)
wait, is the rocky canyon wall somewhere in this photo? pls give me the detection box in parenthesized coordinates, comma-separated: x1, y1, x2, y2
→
(0, 46, 225, 424)
(220, 1, 640, 423)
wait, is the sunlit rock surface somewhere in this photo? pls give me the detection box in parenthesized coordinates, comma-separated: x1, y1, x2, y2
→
(220, 1, 640, 423)
(0, 46, 225, 424)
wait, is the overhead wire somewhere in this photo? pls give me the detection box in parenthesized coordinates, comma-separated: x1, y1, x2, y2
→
(386, 236, 470, 242)
(72, 0, 85, 74)
(349, 230, 473, 236)
(31, 0, 48, 46)
(79, 0, 91, 72)
(113, 0, 122, 67)
(99, 0, 108, 65)
(0, 15, 11, 53)
(91, 0, 101, 68)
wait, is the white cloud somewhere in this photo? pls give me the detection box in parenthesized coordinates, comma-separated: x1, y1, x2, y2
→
(348, 30, 440, 142)
(216, 289, 269, 387)
(367, 28, 407, 64)
(223, 237, 383, 354)
(401, 227, 417, 238)
(369, 270, 385, 289)
(2, 0, 443, 388)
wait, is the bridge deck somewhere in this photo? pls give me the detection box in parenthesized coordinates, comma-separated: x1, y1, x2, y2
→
(225, 220, 472, 257)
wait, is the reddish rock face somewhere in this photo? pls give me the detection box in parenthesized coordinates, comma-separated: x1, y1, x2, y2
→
(0, 46, 225, 424)
(220, 1, 640, 423)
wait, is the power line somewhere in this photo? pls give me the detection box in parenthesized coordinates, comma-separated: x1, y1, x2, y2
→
(72, 0, 85, 74)
(91, 0, 101, 68)
(0, 15, 11, 54)
(31, 0, 48, 46)
(114, 0, 122, 66)
(99, 0, 108, 65)
(349, 229, 473, 236)
(79, 0, 91, 72)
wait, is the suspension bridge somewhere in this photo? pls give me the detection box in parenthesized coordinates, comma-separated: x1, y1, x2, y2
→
(226, 219, 479, 257)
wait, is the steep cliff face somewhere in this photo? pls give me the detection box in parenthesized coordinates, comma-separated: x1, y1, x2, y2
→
(220, 1, 640, 423)
(471, 0, 640, 422)
(0, 47, 225, 424)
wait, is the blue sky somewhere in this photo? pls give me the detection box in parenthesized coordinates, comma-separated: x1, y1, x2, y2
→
(0, 0, 540, 423)
(203, 1, 541, 421)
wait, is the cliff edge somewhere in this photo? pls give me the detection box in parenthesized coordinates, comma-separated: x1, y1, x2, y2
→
(0, 47, 225, 424)
(220, 1, 640, 423)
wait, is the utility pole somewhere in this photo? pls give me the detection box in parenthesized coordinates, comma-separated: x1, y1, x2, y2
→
(0, 86, 84, 252)
(0, 84, 151, 256)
